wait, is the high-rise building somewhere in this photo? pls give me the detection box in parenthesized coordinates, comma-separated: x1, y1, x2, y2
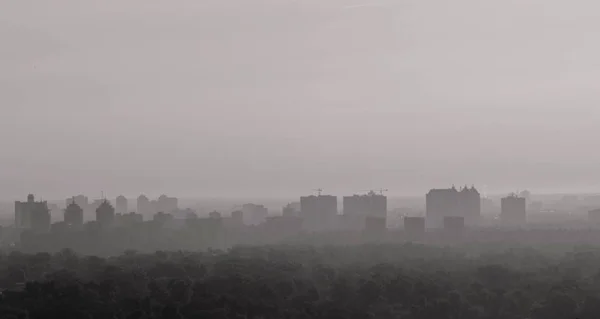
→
(66, 195, 89, 210)
(242, 204, 268, 225)
(426, 186, 480, 227)
(300, 195, 337, 231)
(137, 195, 151, 215)
(343, 191, 387, 218)
(157, 195, 178, 213)
(15, 194, 50, 232)
(64, 199, 84, 227)
(96, 200, 115, 228)
(282, 202, 301, 217)
(343, 191, 387, 230)
(115, 195, 128, 214)
(500, 194, 527, 226)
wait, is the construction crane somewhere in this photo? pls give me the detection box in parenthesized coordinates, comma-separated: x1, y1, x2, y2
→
(361, 189, 389, 195)
(376, 188, 389, 195)
(313, 188, 324, 196)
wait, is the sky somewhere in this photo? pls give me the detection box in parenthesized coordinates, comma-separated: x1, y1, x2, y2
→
(2, 0, 600, 200)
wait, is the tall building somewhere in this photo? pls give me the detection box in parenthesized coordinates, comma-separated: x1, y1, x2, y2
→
(157, 195, 178, 213)
(300, 195, 337, 231)
(115, 195, 128, 214)
(66, 195, 89, 210)
(282, 202, 301, 217)
(343, 191, 387, 230)
(242, 204, 268, 225)
(343, 191, 387, 218)
(137, 195, 151, 215)
(96, 200, 115, 228)
(500, 194, 527, 226)
(426, 186, 480, 227)
(64, 199, 84, 227)
(15, 194, 50, 232)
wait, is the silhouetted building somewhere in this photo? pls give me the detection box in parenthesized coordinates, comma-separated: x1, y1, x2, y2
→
(66, 195, 89, 210)
(242, 204, 268, 226)
(343, 191, 387, 230)
(15, 194, 50, 232)
(426, 186, 480, 227)
(115, 195, 128, 214)
(282, 202, 301, 217)
(157, 195, 178, 214)
(403, 217, 425, 239)
(209, 211, 222, 219)
(231, 210, 243, 223)
(95, 200, 115, 228)
(500, 194, 527, 226)
(343, 191, 387, 218)
(300, 195, 337, 232)
(64, 199, 84, 227)
(589, 209, 600, 224)
(137, 195, 151, 215)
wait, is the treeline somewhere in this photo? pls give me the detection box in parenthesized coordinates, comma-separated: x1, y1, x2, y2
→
(3, 244, 600, 318)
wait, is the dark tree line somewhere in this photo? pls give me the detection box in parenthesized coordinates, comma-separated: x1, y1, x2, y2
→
(1, 243, 600, 318)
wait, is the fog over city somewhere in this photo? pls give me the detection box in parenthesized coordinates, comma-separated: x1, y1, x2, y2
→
(3, 0, 600, 199)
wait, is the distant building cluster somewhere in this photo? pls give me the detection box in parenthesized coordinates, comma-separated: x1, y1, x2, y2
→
(20, 185, 600, 247)
(137, 195, 178, 216)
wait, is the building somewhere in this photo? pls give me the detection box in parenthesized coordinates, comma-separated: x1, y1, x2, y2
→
(500, 194, 527, 226)
(66, 195, 89, 210)
(156, 195, 178, 213)
(64, 199, 84, 227)
(282, 202, 301, 217)
(403, 217, 425, 239)
(242, 204, 268, 226)
(343, 191, 387, 218)
(300, 195, 337, 232)
(95, 200, 115, 228)
(426, 186, 480, 227)
(343, 191, 387, 230)
(115, 195, 128, 214)
(137, 195, 151, 215)
(15, 194, 51, 232)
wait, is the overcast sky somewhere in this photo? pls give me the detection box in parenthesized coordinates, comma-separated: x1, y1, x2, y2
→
(2, 0, 600, 200)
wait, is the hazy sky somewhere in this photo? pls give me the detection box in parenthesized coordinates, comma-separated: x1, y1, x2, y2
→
(2, 0, 600, 199)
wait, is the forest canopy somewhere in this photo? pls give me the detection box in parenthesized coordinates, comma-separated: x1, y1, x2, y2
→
(1, 243, 600, 318)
